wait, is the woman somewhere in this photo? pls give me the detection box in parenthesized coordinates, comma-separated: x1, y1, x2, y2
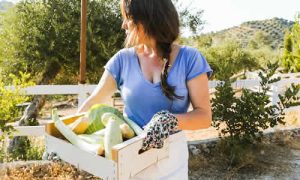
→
(77, 0, 213, 179)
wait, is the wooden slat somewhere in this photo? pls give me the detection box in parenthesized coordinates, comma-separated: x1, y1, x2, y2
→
(45, 134, 116, 179)
(45, 113, 86, 138)
(0, 126, 45, 137)
(5, 85, 97, 95)
(4, 77, 299, 96)
(113, 131, 185, 180)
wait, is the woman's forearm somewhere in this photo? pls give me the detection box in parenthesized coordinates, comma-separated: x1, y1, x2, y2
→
(175, 108, 212, 130)
(77, 70, 118, 114)
(76, 95, 98, 114)
(76, 93, 111, 114)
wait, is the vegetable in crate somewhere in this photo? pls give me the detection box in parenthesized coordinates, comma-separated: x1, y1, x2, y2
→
(104, 119, 123, 160)
(84, 104, 143, 136)
(68, 115, 89, 134)
(78, 129, 105, 144)
(85, 104, 124, 134)
(52, 109, 104, 155)
(78, 133, 104, 144)
(66, 104, 125, 134)
(123, 116, 143, 135)
(101, 112, 135, 139)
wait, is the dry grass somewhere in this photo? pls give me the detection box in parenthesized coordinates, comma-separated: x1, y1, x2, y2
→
(0, 162, 101, 180)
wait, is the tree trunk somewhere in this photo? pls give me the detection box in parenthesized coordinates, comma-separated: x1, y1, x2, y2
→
(8, 60, 61, 159)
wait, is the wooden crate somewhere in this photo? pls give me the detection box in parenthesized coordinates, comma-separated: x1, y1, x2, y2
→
(45, 114, 184, 180)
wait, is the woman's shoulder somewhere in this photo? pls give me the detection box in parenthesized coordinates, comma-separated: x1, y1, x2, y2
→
(180, 45, 203, 56)
(116, 47, 135, 57)
(178, 45, 213, 79)
(178, 45, 206, 65)
(109, 47, 136, 66)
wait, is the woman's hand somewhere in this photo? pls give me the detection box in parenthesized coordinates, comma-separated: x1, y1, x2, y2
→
(141, 110, 179, 151)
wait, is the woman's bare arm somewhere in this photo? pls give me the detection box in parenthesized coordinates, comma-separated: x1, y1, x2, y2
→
(175, 73, 212, 130)
(77, 70, 118, 114)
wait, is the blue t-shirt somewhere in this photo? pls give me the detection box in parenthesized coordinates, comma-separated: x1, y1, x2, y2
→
(104, 46, 213, 128)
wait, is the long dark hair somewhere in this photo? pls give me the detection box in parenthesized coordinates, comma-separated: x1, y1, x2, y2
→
(121, 0, 183, 100)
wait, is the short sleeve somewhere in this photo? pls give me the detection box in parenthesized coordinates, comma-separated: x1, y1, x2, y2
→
(186, 49, 213, 81)
(104, 51, 123, 89)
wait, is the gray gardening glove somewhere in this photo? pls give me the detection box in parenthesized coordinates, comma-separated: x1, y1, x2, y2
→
(141, 110, 179, 151)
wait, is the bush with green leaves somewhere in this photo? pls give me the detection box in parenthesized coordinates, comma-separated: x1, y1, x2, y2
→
(201, 40, 259, 80)
(282, 13, 300, 73)
(0, 72, 34, 139)
(0, 137, 44, 162)
(211, 62, 300, 166)
(212, 62, 300, 143)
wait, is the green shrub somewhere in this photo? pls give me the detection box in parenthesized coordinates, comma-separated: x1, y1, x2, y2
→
(212, 62, 300, 143)
(0, 137, 44, 162)
(212, 62, 300, 166)
(0, 72, 34, 139)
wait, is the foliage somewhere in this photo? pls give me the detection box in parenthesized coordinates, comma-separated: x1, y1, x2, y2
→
(248, 31, 272, 49)
(195, 34, 213, 48)
(0, 0, 125, 84)
(0, 137, 44, 162)
(0, 72, 34, 139)
(201, 40, 259, 80)
(0, 0, 206, 84)
(212, 62, 300, 144)
(282, 14, 300, 73)
(172, 0, 205, 35)
(248, 46, 280, 67)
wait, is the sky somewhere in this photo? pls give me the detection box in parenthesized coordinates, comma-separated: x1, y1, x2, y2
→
(185, 0, 299, 33)
(5, 0, 300, 33)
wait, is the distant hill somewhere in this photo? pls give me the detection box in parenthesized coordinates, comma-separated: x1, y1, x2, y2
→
(0, 0, 14, 12)
(201, 18, 294, 49)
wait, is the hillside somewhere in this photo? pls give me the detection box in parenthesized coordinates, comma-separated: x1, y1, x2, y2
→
(212, 18, 294, 49)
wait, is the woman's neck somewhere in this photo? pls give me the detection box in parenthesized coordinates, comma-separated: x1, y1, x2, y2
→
(136, 44, 159, 59)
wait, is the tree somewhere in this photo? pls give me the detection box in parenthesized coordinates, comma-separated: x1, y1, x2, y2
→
(249, 45, 281, 67)
(282, 14, 300, 72)
(201, 40, 259, 80)
(0, 0, 124, 158)
(172, 0, 205, 35)
(195, 34, 213, 48)
(0, 0, 125, 125)
(253, 31, 272, 47)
